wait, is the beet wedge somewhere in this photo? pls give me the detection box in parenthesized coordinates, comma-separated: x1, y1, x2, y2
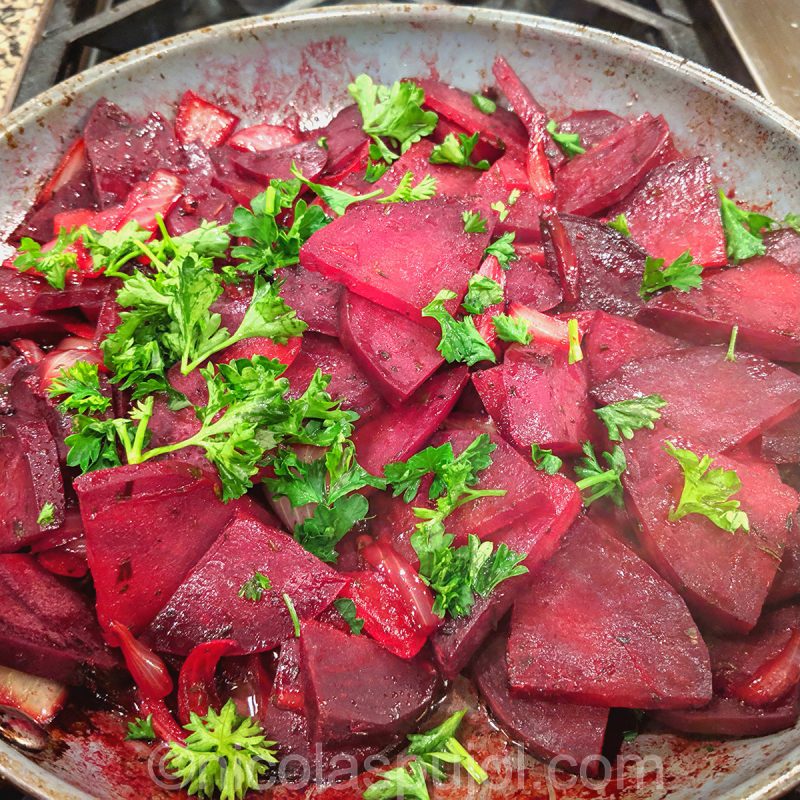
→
(278, 265, 343, 338)
(475, 635, 609, 773)
(768, 516, 800, 605)
(352, 366, 468, 476)
(762, 411, 800, 464)
(764, 227, 800, 270)
(507, 516, 712, 709)
(624, 432, 798, 633)
(300, 198, 491, 322)
(339, 290, 443, 406)
(592, 345, 800, 453)
(638, 256, 800, 362)
(143, 513, 346, 655)
(558, 110, 626, 151)
(609, 157, 726, 267)
(0, 554, 116, 684)
(555, 113, 672, 216)
(231, 140, 327, 184)
(300, 620, 440, 746)
(504, 253, 562, 311)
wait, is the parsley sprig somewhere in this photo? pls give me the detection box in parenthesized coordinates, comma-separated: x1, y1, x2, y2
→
(595, 394, 667, 441)
(429, 132, 490, 171)
(574, 442, 627, 507)
(718, 191, 773, 263)
(492, 313, 531, 345)
(422, 289, 496, 366)
(546, 119, 586, 158)
(484, 232, 518, 269)
(639, 251, 703, 299)
(530, 443, 563, 475)
(462, 274, 503, 314)
(15, 229, 82, 289)
(48, 361, 111, 415)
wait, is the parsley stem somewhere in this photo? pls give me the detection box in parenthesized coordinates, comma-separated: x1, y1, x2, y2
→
(182, 334, 240, 375)
(575, 472, 612, 490)
(127, 396, 155, 464)
(134, 239, 168, 271)
(444, 737, 487, 784)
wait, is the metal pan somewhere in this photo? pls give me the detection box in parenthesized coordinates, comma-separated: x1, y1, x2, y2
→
(2, 5, 800, 798)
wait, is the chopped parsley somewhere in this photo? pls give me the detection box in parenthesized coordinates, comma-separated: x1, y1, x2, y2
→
(608, 213, 631, 237)
(462, 274, 503, 314)
(48, 361, 111, 415)
(595, 394, 667, 441)
(639, 251, 703, 299)
(36, 502, 55, 527)
(575, 442, 627, 507)
(718, 190, 773, 263)
(471, 94, 497, 115)
(14, 229, 82, 289)
(421, 289, 496, 366)
(429, 132, 490, 171)
(126, 715, 156, 742)
(238, 571, 272, 602)
(546, 119, 585, 157)
(334, 597, 364, 635)
(725, 325, 739, 362)
(364, 158, 389, 183)
(462, 210, 488, 234)
(492, 313, 531, 345)
(379, 172, 437, 203)
(283, 593, 301, 637)
(567, 318, 583, 364)
(530, 443, 563, 475)
(484, 231, 518, 269)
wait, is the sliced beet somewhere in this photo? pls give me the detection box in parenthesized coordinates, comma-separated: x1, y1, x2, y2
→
(300, 620, 440, 746)
(608, 157, 726, 267)
(475, 167, 548, 243)
(228, 123, 301, 154)
(768, 515, 800, 605)
(31, 278, 109, 315)
(231, 140, 327, 184)
(474, 635, 609, 772)
(762, 411, 800, 464)
(174, 91, 239, 149)
(76, 461, 243, 636)
(315, 105, 369, 176)
(83, 99, 186, 207)
(555, 113, 672, 216)
(504, 254, 562, 311)
(0, 554, 116, 683)
(584, 311, 689, 385)
(300, 198, 491, 322)
(352, 366, 468, 476)
(764, 227, 800, 269)
(282, 332, 384, 421)
(338, 290, 443, 406)
(473, 343, 595, 457)
(543, 213, 648, 317)
(143, 513, 346, 655)
(637, 256, 800, 362)
(592, 345, 800, 453)
(558, 109, 626, 150)
(624, 438, 798, 634)
(430, 473, 580, 679)
(507, 516, 712, 709)
(278, 265, 343, 337)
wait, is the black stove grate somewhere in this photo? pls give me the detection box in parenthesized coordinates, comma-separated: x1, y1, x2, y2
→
(13, 0, 755, 109)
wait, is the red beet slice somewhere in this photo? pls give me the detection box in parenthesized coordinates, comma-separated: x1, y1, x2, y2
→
(228, 123, 300, 153)
(584, 311, 689, 385)
(278, 265, 343, 337)
(231, 140, 327, 184)
(504, 254, 562, 311)
(75, 461, 243, 636)
(555, 113, 672, 216)
(764, 227, 800, 269)
(609, 157, 726, 267)
(474, 635, 609, 772)
(558, 110, 626, 151)
(282, 332, 384, 421)
(592, 345, 800, 453)
(430, 472, 580, 679)
(315, 104, 369, 176)
(543, 213, 648, 317)
(624, 439, 798, 634)
(174, 91, 239, 149)
(473, 343, 595, 458)
(0, 554, 116, 683)
(475, 166, 548, 243)
(762, 411, 800, 464)
(768, 516, 800, 605)
(338, 290, 443, 406)
(143, 513, 346, 655)
(300, 198, 491, 322)
(638, 256, 800, 362)
(507, 516, 712, 709)
(300, 620, 440, 746)
(352, 367, 468, 476)
(416, 78, 527, 152)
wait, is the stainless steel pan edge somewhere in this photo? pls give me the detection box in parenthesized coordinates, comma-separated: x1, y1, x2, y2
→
(1, 5, 800, 799)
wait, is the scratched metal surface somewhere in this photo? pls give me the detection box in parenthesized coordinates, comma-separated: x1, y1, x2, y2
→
(2, 6, 800, 799)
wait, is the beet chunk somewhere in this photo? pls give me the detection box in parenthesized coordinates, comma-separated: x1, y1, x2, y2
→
(609, 157, 726, 267)
(282, 332, 384, 421)
(300, 198, 491, 322)
(592, 345, 800, 453)
(638, 256, 800, 362)
(474, 635, 609, 773)
(555, 113, 672, 216)
(315, 104, 369, 176)
(624, 431, 798, 633)
(507, 517, 712, 709)
(231, 140, 327, 184)
(76, 461, 245, 636)
(339, 291, 443, 406)
(558, 110, 626, 151)
(353, 367, 468, 476)
(278, 266, 343, 337)
(543, 213, 648, 317)
(764, 227, 800, 269)
(0, 554, 116, 683)
(504, 254, 562, 311)
(300, 620, 440, 746)
(143, 513, 346, 655)
(762, 411, 800, 464)
(768, 516, 800, 605)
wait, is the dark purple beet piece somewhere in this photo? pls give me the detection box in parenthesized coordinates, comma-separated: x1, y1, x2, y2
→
(624, 437, 798, 634)
(768, 516, 800, 605)
(282, 332, 384, 421)
(300, 620, 440, 746)
(430, 472, 580, 679)
(31, 278, 109, 315)
(558, 110, 626, 151)
(762, 411, 800, 464)
(543, 213, 648, 317)
(316, 104, 369, 176)
(507, 516, 712, 709)
(300, 198, 491, 321)
(143, 513, 345, 655)
(278, 265, 343, 337)
(474, 635, 609, 772)
(637, 256, 800, 362)
(83, 99, 186, 207)
(555, 113, 672, 216)
(75, 461, 241, 636)
(584, 311, 689, 386)
(352, 367, 468, 476)
(609, 157, 727, 267)
(339, 290, 443, 406)
(592, 345, 800, 453)
(0, 554, 116, 683)
(504, 254, 562, 311)
(231, 140, 327, 184)
(764, 227, 800, 269)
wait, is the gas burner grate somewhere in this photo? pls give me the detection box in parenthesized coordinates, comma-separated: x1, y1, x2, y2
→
(13, 0, 754, 109)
